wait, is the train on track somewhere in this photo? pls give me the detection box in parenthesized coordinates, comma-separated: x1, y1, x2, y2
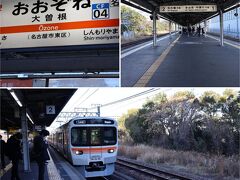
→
(48, 117, 118, 178)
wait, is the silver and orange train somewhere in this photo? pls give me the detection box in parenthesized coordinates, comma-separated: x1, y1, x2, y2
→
(48, 117, 118, 178)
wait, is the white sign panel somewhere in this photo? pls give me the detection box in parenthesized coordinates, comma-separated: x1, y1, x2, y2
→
(35, 125, 42, 131)
(46, 105, 56, 115)
(0, 0, 119, 49)
(160, 5, 217, 13)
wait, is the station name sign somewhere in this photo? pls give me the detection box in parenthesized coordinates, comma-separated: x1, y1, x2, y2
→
(0, 0, 119, 49)
(160, 5, 217, 13)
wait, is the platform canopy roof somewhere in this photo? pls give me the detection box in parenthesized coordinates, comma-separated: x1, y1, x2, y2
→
(122, 0, 239, 26)
(1, 89, 76, 131)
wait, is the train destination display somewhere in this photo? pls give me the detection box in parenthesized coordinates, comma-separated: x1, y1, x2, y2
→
(0, 0, 119, 49)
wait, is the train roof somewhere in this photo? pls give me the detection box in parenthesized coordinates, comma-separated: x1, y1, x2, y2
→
(70, 116, 116, 121)
(51, 117, 117, 134)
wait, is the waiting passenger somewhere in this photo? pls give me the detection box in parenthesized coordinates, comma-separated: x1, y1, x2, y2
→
(202, 28, 205, 36)
(197, 26, 201, 37)
(0, 135, 6, 170)
(188, 26, 192, 36)
(7, 133, 22, 180)
(192, 26, 195, 34)
(33, 130, 50, 180)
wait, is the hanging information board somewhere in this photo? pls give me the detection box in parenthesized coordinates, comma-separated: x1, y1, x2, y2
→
(160, 5, 217, 13)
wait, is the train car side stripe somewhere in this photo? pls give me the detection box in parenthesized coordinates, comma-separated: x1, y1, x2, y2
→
(71, 146, 117, 153)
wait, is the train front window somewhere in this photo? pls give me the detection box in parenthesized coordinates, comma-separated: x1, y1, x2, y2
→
(103, 127, 117, 145)
(71, 127, 117, 146)
(90, 128, 101, 146)
(71, 128, 87, 146)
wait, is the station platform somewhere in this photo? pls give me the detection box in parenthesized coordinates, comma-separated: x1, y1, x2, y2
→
(121, 33, 239, 87)
(0, 147, 85, 180)
(1, 161, 50, 180)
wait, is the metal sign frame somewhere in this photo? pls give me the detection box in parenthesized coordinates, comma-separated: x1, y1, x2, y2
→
(0, 0, 119, 74)
(160, 5, 217, 13)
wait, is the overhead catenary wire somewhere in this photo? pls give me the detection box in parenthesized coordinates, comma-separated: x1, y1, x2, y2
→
(76, 89, 99, 107)
(100, 88, 160, 107)
(67, 88, 90, 110)
(53, 88, 164, 126)
(87, 88, 161, 110)
(103, 88, 172, 113)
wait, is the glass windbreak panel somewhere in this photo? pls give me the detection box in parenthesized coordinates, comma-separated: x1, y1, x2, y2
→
(71, 128, 87, 146)
(103, 127, 117, 145)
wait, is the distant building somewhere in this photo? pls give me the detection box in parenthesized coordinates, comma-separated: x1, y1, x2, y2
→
(208, 7, 240, 39)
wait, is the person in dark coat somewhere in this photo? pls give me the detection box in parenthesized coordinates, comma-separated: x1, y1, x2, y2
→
(7, 133, 22, 180)
(197, 25, 201, 37)
(202, 28, 205, 35)
(33, 130, 50, 180)
(0, 135, 6, 169)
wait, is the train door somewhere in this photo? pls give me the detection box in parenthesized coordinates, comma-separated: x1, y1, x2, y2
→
(71, 127, 89, 162)
(89, 127, 103, 168)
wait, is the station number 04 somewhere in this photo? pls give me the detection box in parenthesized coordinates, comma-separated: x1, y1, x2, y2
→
(92, 3, 110, 19)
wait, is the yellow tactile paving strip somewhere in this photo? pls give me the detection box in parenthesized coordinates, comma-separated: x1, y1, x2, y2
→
(134, 35, 181, 87)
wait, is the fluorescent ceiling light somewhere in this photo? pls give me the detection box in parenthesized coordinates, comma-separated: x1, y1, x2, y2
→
(27, 113, 34, 124)
(8, 90, 34, 124)
(9, 91, 23, 107)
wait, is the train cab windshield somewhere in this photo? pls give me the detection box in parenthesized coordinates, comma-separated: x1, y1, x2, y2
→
(71, 127, 117, 146)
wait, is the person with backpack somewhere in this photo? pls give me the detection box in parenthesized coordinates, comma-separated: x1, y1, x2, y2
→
(7, 133, 22, 180)
(0, 135, 6, 170)
(33, 130, 50, 180)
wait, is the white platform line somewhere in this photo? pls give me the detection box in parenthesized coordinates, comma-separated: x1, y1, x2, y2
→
(206, 34, 240, 49)
(122, 33, 178, 59)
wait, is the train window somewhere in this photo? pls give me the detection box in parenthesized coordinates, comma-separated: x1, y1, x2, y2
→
(103, 127, 117, 145)
(90, 128, 101, 146)
(71, 128, 88, 146)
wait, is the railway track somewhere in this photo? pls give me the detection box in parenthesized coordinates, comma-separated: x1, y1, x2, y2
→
(122, 32, 178, 50)
(116, 158, 191, 180)
(122, 36, 155, 49)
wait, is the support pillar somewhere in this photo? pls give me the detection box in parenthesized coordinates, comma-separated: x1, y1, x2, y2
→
(169, 21, 172, 39)
(219, 10, 224, 46)
(97, 106, 101, 117)
(21, 106, 31, 172)
(236, 8, 239, 39)
(204, 20, 207, 37)
(153, 10, 157, 46)
(175, 23, 177, 33)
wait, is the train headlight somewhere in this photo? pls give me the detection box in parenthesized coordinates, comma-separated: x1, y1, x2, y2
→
(108, 149, 115, 153)
(75, 150, 83, 155)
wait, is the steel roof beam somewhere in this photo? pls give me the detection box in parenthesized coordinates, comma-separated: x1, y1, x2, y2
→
(123, 0, 239, 26)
